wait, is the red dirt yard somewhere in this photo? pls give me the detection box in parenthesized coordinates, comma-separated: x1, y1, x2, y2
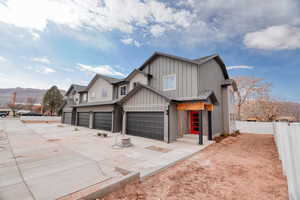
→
(100, 134, 288, 200)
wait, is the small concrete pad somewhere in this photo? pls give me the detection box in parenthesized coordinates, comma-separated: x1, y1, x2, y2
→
(26, 163, 110, 200)
(0, 182, 33, 200)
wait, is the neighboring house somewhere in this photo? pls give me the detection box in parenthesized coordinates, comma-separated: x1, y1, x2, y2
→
(61, 52, 237, 145)
(61, 84, 86, 125)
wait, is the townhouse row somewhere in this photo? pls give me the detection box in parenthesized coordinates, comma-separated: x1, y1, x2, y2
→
(60, 52, 237, 144)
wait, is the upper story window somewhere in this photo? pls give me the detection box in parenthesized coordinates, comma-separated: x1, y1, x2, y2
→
(101, 88, 108, 97)
(90, 92, 96, 100)
(120, 85, 127, 96)
(81, 93, 87, 103)
(163, 74, 176, 91)
(133, 82, 137, 88)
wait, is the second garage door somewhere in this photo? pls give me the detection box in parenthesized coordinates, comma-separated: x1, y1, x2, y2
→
(63, 112, 72, 124)
(93, 112, 112, 131)
(77, 112, 90, 127)
(126, 112, 164, 141)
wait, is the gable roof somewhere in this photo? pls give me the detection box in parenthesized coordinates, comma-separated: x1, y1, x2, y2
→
(119, 83, 218, 105)
(173, 90, 219, 105)
(65, 84, 86, 96)
(72, 99, 119, 107)
(119, 83, 171, 104)
(84, 74, 123, 91)
(138, 51, 229, 79)
(124, 69, 152, 82)
(221, 79, 238, 91)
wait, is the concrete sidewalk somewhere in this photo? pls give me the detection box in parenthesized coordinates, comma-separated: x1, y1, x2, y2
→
(0, 119, 113, 200)
(0, 119, 212, 200)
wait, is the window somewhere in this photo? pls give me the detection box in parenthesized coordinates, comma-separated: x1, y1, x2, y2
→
(90, 92, 96, 99)
(101, 88, 108, 97)
(163, 74, 176, 91)
(133, 82, 137, 88)
(120, 85, 127, 96)
(82, 93, 87, 102)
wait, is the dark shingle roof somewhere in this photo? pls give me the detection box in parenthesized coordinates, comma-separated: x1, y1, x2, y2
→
(173, 90, 218, 105)
(119, 83, 218, 105)
(65, 84, 86, 96)
(72, 99, 119, 107)
(221, 79, 238, 91)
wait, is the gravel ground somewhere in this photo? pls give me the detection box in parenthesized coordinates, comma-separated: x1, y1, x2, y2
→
(100, 134, 288, 200)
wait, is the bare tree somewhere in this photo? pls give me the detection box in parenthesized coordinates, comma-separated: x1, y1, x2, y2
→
(234, 76, 271, 120)
(7, 103, 23, 117)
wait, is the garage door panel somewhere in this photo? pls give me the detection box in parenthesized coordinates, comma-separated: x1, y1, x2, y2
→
(77, 112, 90, 127)
(63, 112, 72, 124)
(127, 112, 164, 141)
(94, 112, 112, 131)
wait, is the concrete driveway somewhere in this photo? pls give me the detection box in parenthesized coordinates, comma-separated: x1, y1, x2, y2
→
(0, 118, 211, 200)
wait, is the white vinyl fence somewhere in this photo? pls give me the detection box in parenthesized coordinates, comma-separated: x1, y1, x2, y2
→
(236, 121, 274, 134)
(273, 123, 300, 200)
(20, 116, 61, 122)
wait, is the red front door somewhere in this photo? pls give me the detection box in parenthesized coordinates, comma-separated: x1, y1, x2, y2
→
(190, 111, 200, 134)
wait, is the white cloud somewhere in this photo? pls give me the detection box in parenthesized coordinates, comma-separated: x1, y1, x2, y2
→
(0, 56, 7, 62)
(150, 25, 166, 37)
(121, 38, 133, 45)
(0, 0, 194, 35)
(30, 31, 40, 40)
(133, 40, 141, 47)
(0, 0, 299, 48)
(121, 38, 141, 47)
(244, 25, 300, 50)
(77, 63, 126, 77)
(42, 67, 55, 74)
(32, 57, 51, 64)
(227, 65, 255, 70)
(25, 65, 56, 74)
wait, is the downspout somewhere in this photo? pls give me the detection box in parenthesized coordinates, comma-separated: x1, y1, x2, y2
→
(167, 104, 170, 143)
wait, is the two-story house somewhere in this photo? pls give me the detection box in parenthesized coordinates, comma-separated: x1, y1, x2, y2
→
(61, 52, 237, 145)
(61, 84, 86, 125)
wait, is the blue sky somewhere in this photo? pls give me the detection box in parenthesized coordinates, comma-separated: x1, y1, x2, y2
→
(0, 0, 300, 102)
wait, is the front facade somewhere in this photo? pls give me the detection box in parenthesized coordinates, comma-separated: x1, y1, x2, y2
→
(61, 52, 237, 144)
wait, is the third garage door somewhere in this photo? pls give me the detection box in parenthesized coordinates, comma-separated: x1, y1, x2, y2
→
(93, 112, 112, 131)
(126, 112, 164, 141)
(77, 112, 90, 127)
(63, 112, 72, 124)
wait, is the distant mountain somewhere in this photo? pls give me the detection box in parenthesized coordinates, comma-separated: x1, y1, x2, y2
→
(0, 87, 65, 107)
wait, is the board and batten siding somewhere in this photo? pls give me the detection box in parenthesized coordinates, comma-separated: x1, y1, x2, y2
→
(144, 56, 199, 98)
(123, 87, 169, 112)
(129, 73, 148, 91)
(198, 60, 225, 136)
(88, 78, 113, 102)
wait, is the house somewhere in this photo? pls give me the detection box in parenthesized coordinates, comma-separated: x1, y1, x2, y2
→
(61, 52, 237, 144)
(61, 84, 86, 125)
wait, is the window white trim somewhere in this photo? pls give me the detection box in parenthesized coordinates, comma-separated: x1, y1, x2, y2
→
(163, 74, 176, 91)
(120, 85, 127, 96)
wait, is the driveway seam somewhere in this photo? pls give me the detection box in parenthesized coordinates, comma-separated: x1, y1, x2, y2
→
(25, 124, 109, 178)
(2, 124, 36, 200)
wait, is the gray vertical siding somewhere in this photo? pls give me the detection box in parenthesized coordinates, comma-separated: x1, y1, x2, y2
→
(222, 86, 230, 133)
(145, 56, 198, 98)
(113, 105, 122, 132)
(169, 103, 178, 142)
(123, 87, 168, 111)
(202, 110, 209, 137)
(198, 60, 226, 136)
